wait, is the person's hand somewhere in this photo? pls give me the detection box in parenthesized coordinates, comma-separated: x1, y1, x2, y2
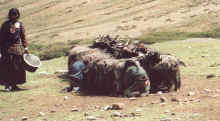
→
(24, 48, 29, 54)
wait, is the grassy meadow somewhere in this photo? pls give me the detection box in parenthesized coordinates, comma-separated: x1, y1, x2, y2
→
(1, 38, 220, 121)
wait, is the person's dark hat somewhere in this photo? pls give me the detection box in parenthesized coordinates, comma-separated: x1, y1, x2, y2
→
(8, 8, 20, 20)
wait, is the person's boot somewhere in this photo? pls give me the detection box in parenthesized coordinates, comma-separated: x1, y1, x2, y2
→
(4, 85, 10, 92)
(11, 84, 21, 91)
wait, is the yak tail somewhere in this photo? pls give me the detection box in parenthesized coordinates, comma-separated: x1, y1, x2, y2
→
(175, 70, 181, 90)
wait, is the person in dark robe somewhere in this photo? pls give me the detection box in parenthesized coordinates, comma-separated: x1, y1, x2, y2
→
(0, 8, 28, 91)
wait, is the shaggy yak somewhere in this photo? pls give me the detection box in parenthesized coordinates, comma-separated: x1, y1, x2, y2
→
(91, 35, 184, 93)
(67, 46, 150, 97)
(138, 51, 183, 92)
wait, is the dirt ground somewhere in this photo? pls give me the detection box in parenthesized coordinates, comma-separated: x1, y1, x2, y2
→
(1, 74, 220, 121)
(0, 0, 220, 120)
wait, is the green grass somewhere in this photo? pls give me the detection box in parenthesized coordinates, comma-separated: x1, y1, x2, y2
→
(1, 40, 220, 121)
(150, 40, 220, 77)
(137, 27, 220, 44)
(29, 39, 93, 60)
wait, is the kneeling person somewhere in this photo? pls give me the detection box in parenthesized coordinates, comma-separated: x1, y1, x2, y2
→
(66, 60, 85, 92)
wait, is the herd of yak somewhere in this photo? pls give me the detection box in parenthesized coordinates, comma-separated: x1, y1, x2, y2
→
(67, 35, 185, 96)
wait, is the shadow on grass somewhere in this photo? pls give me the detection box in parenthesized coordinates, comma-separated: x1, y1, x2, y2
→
(57, 73, 120, 97)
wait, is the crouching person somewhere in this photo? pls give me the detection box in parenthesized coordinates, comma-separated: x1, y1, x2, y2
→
(119, 60, 150, 97)
(65, 60, 86, 92)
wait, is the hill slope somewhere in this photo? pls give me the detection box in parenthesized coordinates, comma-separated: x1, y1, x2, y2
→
(0, 0, 220, 44)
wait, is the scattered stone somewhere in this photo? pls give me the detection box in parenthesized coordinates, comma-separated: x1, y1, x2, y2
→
(112, 111, 121, 117)
(111, 103, 124, 110)
(151, 101, 159, 104)
(171, 112, 176, 116)
(129, 97, 137, 100)
(64, 96, 69, 100)
(188, 91, 195, 96)
(193, 99, 201, 102)
(39, 112, 45, 116)
(50, 109, 56, 113)
(84, 112, 89, 116)
(103, 105, 111, 111)
(164, 110, 170, 113)
(140, 92, 149, 97)
(54, 104, 62, 107)
(160, 103, 166, 106)
(211, 94, 219, 98)
(160, 118, 172, 121)
(87, 116, 97, 120)
(129, 91, 141, 97)
(216, 89, 220, 93)
(136, 108, 143, 112)
(21, 116, 28, 121)
(39, 71, 50, 75)
(204, 88, 212, 93)
(171, 97, 180, 102)
(160, 96, 167, 103)
(157, 91, 163, 95)
(10, 119, 15, 121)
(206, 74, 215, 79)
(71, 108, 79, 112)
(54, 70, 68, 75)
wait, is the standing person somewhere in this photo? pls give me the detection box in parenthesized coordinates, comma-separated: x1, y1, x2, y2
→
(0, 8, 28, 91)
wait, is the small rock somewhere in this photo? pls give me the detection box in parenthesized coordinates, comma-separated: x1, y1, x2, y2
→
(211, 94, 219, 98)
(140, 92, 149, 97)
(54, 104, 62, 107)
(64, 96, 69, 100)
(171, 112, 176, 115)
(39, 71, 49, 75)
(193, 99, 201, 102)
(94, 106, 100, 109)
(10, 119, 15, 121)
(157, 91, 163, 95)
(136, 108, 142, 112)
(151, 101, 158, 104)
(112, 111, 121, 117)
(206, 74, 215, 79)
(84, 112, 89, 116)
(39, 112, 45, 116)
(204, 88, 211, 93)
(111, 103, 124, 110)
(103, 105, 111, 111)
(87, 116, 97, 120)
(188, 91, 195, 96)
(129, 97, 137, 100)
(54, 70, 68, 75)
(164, 110, 170, 113)
(160, 103, 166, 106)
(21, 116, 28, 121)
(50, 109, 56, 113)
(160, 96, 167, 103)
(171, 97, 180, 102)
(160, 118, 172, 121)
(129, 91, 141, 97)
(71, 108, 79, 112)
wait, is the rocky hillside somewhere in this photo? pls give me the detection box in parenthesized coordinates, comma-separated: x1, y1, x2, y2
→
(0, 0, 220, 44)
